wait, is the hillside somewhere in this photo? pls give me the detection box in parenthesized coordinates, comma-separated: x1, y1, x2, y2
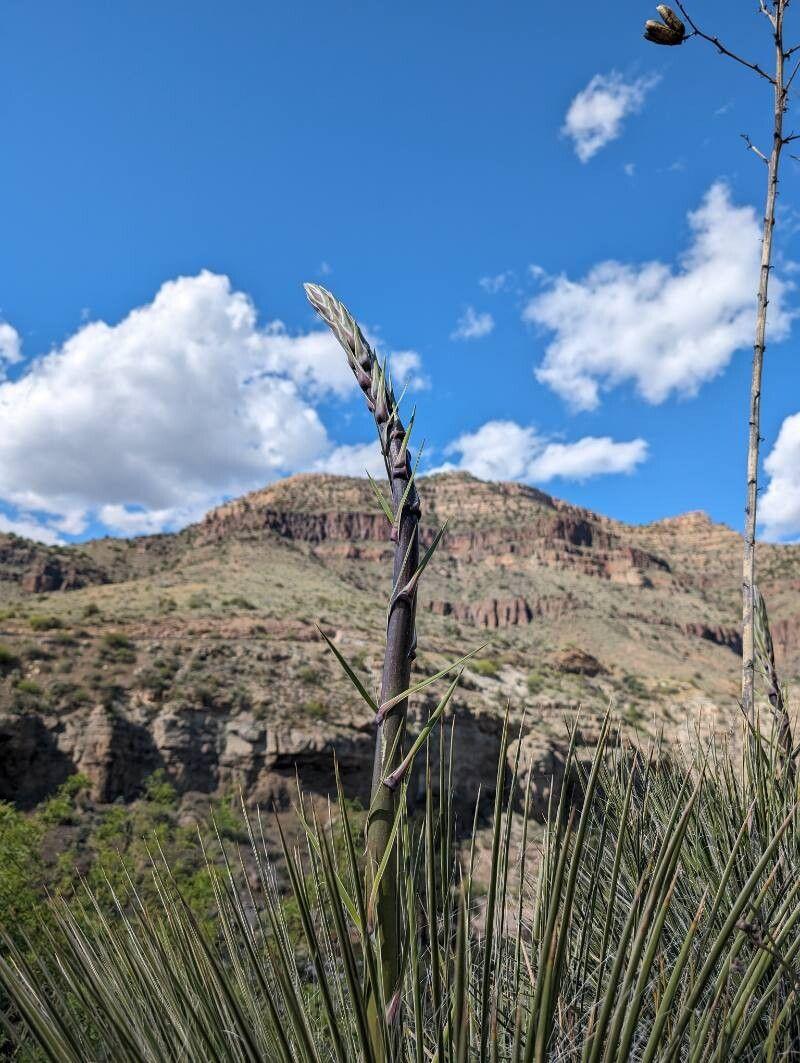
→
(1, 471, 798, 812)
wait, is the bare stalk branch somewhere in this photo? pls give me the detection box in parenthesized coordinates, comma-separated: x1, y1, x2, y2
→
(760, 0, 778, 29)
(675, 1, 778, 84)
(741, 0, 788, 723)
(651, 4, 793, 728)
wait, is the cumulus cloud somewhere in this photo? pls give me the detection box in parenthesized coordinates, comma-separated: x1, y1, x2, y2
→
(525, 182, 795, 411)
(437, 420, 647, 483)
(528, 435, 648, 481)
(761, 412, 800, 540)
(451, 306, 495, 341)
(313, 440, 385, 478)
(0, 322, 21, 368)
(0, 271, 424, 538)
(562, 71, 659, 162)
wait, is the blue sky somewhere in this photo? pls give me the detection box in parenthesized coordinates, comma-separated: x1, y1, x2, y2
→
(2, 0, 800, 543)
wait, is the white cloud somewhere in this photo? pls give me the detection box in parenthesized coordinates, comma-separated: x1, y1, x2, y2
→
(451, 306, 495, 341)
(0, 271, 424, 537)
(99, 503, 207, 536)
(439, 420, 647, 483)
(0, 322, 21, 368)
(313, 440, 385, 478)
(562, 71, 659, 162)
(444, 422, 538, 481)
(761, 412, 800, 540)
(528, 436, 648, 481)
(0, 512, 63, 545)
(389, 348, 429, 391)
(479, 272, 513, 294)
(526, 182, 795, 411)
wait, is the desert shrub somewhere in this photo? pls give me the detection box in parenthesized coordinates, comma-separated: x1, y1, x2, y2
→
(301, 698, 327, 718)
(14, 679, 42, 696)
(472, 656, 500, 678)
(38, 774, 91, 826)
(48, 681, 91, 710)
(28, 615, 63, 632)
(102, 632, 134, 651)
(143, 769, 177, 807)
(137, 656, 180, 700)
(0, 644, 20, 673)
(22, 643, 52, 662)
(297, 665, 321, 684)
(82, 603, 101, 619)
(99, 632, 136, 663)
(49, 632, 78, 648)
(622, 673, 652, 700)
(526, 670, 545, 695)
(0, 803, 43, 943)
(223, 596, 256, 611)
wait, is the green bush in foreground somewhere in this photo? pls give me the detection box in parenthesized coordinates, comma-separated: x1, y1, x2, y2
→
(2, 711, 799, 1060)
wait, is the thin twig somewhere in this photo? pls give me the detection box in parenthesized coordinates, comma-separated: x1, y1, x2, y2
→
(742, 132, 770, 163)
(675, 1, 777, 84)
(785, 56, 800, 90)
(759, 0, 778, 29)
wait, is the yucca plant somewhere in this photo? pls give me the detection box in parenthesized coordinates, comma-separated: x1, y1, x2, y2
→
(3, 710, 799, 1059)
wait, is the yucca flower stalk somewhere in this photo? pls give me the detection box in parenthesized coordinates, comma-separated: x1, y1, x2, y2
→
(304, 283, 423, 1046)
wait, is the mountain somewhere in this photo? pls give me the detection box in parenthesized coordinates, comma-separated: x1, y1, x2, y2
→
(1, 472, 798, 812)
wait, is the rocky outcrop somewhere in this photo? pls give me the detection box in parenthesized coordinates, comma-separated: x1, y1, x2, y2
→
(77, 706, 159, 801)
(197, 477, 671, 586)
(0, 535, 109, 593)
(551, 647, 606, 676)
(0, 711, 74, 806)
(682, 622, 742, 656)
(21, 555, 110, 593)
(151, 708, 223, 793)
(425, 593, 580, 628)
(0, 698, 567, 822)
(426, 596, 533, 628)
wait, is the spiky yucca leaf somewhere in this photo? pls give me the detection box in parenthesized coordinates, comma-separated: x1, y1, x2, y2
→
(4, 711, 800, 1060)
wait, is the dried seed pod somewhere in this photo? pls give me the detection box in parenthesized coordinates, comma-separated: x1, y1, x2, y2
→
(644, 18, 683, 45)
(656, 5, 685, 37)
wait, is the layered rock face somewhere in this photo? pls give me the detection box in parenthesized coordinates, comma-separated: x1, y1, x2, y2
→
(1, 471, 798, 813)
(0, 536, 109, 593)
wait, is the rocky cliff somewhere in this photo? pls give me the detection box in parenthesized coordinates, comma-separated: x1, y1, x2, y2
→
(0, 472, 797, 812)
